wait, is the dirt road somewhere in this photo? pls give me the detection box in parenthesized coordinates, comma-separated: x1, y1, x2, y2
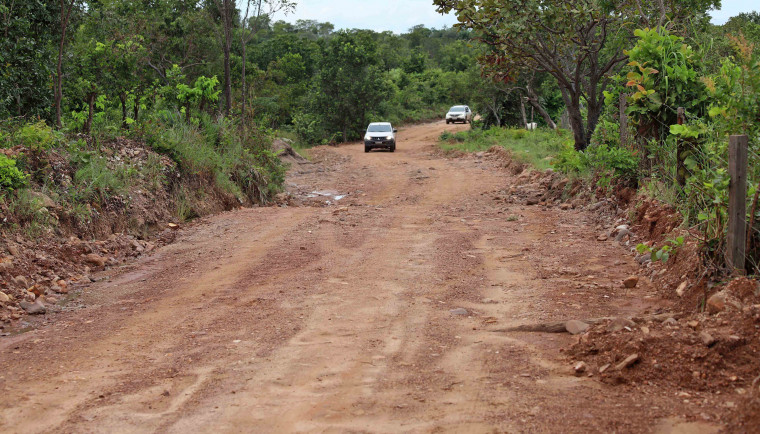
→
(0, 121, 719, 433)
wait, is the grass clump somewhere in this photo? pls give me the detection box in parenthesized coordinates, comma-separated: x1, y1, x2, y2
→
(439, 127, 570, 170)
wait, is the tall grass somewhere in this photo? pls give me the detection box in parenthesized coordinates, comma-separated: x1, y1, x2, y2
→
(439, 127, 571, 170)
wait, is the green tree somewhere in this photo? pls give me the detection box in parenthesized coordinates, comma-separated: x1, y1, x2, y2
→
(0, 0, 57, 119)
(309, 30, 387, 142)
(434, 0, 719, 150)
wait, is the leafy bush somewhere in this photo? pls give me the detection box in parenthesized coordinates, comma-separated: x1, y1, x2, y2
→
(15, 120, 61, 151)
(0, 155, 29, 191)
(585, 144, 639, 182)
(553, 143, 588, 174)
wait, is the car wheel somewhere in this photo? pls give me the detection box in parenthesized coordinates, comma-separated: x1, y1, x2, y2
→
(390, 144, 396, 152)
(446, 119, 450, 124)
(365, 146, 370, 153)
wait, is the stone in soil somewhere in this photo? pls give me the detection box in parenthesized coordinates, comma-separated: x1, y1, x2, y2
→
(19, 300, 46, 315)
(574, 361, 587, 375)
(614, 354, 639, 371)
(52, 280, 68, 294)
(706, 290, 743, 314)
(622, 276, 639, 288)
(597, 234, 609, 242)
(84, 254, 106, 267)
(607, 317, 636, 333)
(12, 275, 29, 287)
(635, 253, 651, 264)
(450, 308, 469, 316)
(676, 281, 688, 297)
(565, 320, 589, 335)
(0, 291, 10, 302)
(699, 331, 717, 347)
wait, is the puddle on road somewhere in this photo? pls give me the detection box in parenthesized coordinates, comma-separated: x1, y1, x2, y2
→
(306, 190, 347, 202)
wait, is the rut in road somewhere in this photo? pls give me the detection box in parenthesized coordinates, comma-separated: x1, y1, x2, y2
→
(0, 121, 715, 433)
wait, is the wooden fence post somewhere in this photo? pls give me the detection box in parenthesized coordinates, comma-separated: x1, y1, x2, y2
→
(727, 135, 748, 273)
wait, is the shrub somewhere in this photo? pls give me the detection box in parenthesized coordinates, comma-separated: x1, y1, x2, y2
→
(15, 120, 61, 151)
(585, 144, 639, 182)
(0, 155, 29, 191)
(553, 143, 588, 174)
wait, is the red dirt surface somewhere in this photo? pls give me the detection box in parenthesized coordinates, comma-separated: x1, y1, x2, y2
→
(0, 120, 754, 433)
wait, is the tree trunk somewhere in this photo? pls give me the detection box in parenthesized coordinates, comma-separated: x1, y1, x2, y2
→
(85, 92, 95, 134)
(133, 91, 140, 123)
(119, 92, 128, 128)
(241, 36, 247, 122)
(519, 97, 528, 129)
(585, 98, 604, 148)
(526, 96, 556, 129)
(214, 0, 233, 117)
(55, 0, 74, 129)
(560, 88, 588, 151)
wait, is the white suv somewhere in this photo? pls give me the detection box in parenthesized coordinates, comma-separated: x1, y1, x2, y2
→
(445, 105, 473, 124)
(364, 122, 397, 153)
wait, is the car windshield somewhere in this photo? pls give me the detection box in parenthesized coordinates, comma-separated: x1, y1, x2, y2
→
(449, 106, 466, 112)
(367, 124, 392, 132)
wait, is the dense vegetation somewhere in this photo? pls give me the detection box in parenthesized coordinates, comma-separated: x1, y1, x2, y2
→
(437, 2, 760, 275)
(2, 0, 760, 277)
(0, 0, 486, 237)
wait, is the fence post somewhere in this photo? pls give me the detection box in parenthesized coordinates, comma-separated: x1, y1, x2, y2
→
(727, 135, 748, 273)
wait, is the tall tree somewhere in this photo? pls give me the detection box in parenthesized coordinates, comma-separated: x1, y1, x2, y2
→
(311, 31, 387, 141)
(55, 0, 79, 128)
(211, 0, 235, 116)
(433, 0, 719, 150)
(0, 0, 57, 119)
(240, 0, 295, 122)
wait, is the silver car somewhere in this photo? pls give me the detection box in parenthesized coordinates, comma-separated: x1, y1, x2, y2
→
(445, 105, 473, 124)
(364, 122, 397, 153)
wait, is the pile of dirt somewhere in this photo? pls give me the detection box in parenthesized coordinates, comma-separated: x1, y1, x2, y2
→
(470, 145, 760, 428)
(565, 280, 760, 429)
(0, 229, 178, 326)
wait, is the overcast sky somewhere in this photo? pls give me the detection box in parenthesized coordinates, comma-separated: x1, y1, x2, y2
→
(267, 0, 757, 34)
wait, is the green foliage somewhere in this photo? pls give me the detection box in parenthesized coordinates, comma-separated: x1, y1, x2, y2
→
(0, 155, 28, 191)
(553, 143, 638, 183)
(636, 236, 685, 263)
(439, 127, 569, 170)
(623, 28, 708, 131)
(14, 121, 61, 151)
(73, 155, 127, 202)
(0, 0, 57, 119)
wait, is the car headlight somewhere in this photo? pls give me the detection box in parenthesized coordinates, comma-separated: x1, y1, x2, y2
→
(364, 135, 371, 141)
(387, 135, 393, 140)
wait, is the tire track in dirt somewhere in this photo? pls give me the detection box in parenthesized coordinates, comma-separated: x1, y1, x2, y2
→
(0, 120, 721, 433)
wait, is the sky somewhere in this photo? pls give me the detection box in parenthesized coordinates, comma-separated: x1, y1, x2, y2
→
(708, 0, 758, 24)
(267, 0, 758, 34)
(270, 0, 458, 33)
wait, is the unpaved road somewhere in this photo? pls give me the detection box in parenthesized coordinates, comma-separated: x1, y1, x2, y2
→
(0, 121, 718, 433)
